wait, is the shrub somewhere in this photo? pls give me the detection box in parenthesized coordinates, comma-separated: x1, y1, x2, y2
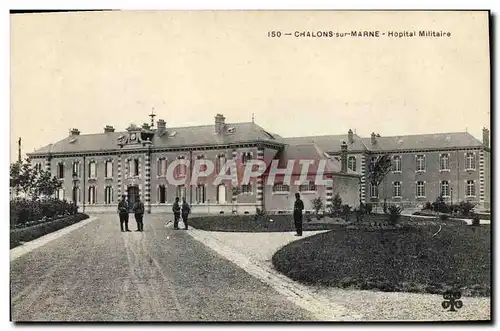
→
(341, 204, 351, 218)
(387, 205, 403, 225)
(440, 214, 449, 221)
(311, 197, 324, 216)
(329, 194, 342, 216)
(354, 208, 364, 223)
(364, 202, 373, 215)
(459, 201, 476, 217)
(10, 198, 78, 229)
(422, 201, 433, 211)
(472, 214, 480, 226)
(383, 199, 388, 214)
(432, 196, 450, 213)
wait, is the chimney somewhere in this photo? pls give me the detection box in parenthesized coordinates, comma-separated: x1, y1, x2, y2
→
(157, 119, 166, 132)
(341, 141, 348, 172)
(70, 128, 80, 136)
(371, 132, 377, 144)
(215, 113, 226, 133)
(104, 125, 115, 133)
(348, 129, 354, 144)
(482, 127, 490, 148)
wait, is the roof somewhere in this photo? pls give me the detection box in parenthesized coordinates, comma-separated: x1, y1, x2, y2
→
(29, 122, 285, 155)
(263, 143, 359, 176)
(282, 134, 367, 153)
(361, 132, 483, 152)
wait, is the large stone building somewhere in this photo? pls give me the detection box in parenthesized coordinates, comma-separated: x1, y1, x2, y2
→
(26, 114, 490, 213)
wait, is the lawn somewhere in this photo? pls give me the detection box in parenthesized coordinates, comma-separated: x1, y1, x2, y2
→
(188, 214, 344, 232)
(272, 223, 490, 297)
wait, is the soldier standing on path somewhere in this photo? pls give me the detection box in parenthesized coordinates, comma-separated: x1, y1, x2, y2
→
(181, 197, 191, 230)
(118, 195, 131, 232)
(133, 197, 145, 232)
(293, 192, 304, 236)
(172, 197, 181, 230)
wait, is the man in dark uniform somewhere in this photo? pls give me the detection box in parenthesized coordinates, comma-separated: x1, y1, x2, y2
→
(181, 197, 191, 230)
(293, 192, 304, 236)
(117, 195, 131, 232)
(133, 196, 145, 232)
(172, 197, 181, 230)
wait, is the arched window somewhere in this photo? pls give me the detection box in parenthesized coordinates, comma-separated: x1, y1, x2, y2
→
(217, 184, 226, 203)
(88, 186, 96, 204)
(348, 156, 356, 171)
(104, 186, 113, 204)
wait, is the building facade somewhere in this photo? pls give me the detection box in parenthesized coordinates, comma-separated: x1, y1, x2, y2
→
(27, 114, 490, 213)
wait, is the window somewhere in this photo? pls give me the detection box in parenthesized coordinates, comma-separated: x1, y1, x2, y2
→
(157, 158, 167, 177)
(348, 156, 356, 171)
(370, 183, 378, 198)
(242, 152, 253, 164)
(57, 163, 64, 179)
(217, 184, 226, 203)
(466, 180, 476, 197)
(441, 180, 450, 197)
(393, 156, 401, 172)
(416, 155, 425, 172)
(176, 185, 186, 199)
(175, 156, 187, 177)
(35, 163, 42, 172)
(465, 152, 476, 170)
(134, 159, 139, 176)
(158, 185, 166, 203)
(416, 181, 425, 198)
(241, 184, 252, 194)
(72, 161, 81, 177)
(105, 160, 113, 178)
(393, 181, 401, 198)
(104, 186, 113, 204)
(369, 157, 376, 171)
(272, 183, 290, 193)
(196, 184, 206, 203)
(89, 161, 97, 179)
(197, 155, 207, 172)
(440, 154, 450, 171)
(88, 186, 96, 204)
(57, 188, 64, 201)
(299, 182, 316, 192)
(216, 154, 226, 174)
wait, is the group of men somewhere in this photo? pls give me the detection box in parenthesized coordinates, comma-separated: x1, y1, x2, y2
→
(116, 192, 305, 236)
(117, 195, 191, 232)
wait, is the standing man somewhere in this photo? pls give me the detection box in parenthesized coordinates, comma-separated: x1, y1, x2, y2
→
(118, 195, 131, 232)
(293, 192, 304, 236)
(181, 197, 191, 230)
(172, 197, 181, 230)
(133, 196, 145, 232)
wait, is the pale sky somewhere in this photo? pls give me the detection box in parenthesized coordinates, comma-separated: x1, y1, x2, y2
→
(10, 10, 490, 161)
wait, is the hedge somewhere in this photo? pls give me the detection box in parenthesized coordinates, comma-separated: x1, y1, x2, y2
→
(10, 213, 89, 249)
(10, 198, 78, 229)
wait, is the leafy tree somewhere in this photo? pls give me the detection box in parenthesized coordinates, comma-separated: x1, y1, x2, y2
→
(34, 169, 62, 199)
(10, 159, 37, 198)
(311, 197, 324, 216)
(330, 193, 342, 215)
(367, 154, 392, 212)
(10, 158, 62, 200)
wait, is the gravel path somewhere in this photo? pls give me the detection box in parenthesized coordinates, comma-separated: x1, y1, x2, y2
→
(10, 214, 314, 322)
(188, 230, 491, 321)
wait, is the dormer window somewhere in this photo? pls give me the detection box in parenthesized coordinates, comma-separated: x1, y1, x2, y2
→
(242, 152, 253, 164)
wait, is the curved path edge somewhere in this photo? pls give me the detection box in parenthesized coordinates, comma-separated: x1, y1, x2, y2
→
(10, 216, 99, 262)
(187, 228, 364, 321)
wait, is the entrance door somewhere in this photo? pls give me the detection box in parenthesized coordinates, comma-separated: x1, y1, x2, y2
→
(127, 186, 139, 211)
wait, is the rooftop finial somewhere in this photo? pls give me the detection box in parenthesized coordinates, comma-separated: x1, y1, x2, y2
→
(149, 107, 156, 129)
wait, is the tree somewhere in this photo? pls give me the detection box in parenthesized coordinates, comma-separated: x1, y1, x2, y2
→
(10, 159, 62, 200)
(367, 154, 392, 212)
(330, 193, 342, 216)
(34, 169, 62, 199)
(311, 197, 324, 216)
(10, 159, 37, 198)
